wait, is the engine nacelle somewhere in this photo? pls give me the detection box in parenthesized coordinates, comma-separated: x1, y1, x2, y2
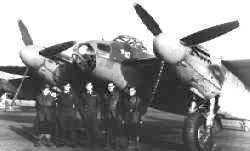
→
(153, 33, 186, 64)
(37, 58, 73, 86)
(20, 45, 72, 86)
(19, 45, 45, 69)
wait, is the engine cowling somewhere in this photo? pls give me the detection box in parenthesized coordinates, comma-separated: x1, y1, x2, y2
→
(19, 45, 45, 69)
(153, 33, 186, 64)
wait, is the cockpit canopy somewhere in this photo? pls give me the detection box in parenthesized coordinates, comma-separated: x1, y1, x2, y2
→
(74, 43, 95, 55)
(113, 35, 148, 53)
(97, 43, 111, 53)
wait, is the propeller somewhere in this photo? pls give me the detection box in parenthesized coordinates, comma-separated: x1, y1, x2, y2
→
(134, 3, 166, 104)
(133, 3, 239, 104)
(134, 4, 162, 36)
(39, 41, 76, 57)
(15, 20, 75, 106)
(180, 21, 239, 46)
(134, 3, 239, 46)
(12, 20, 33, 106)
(18, 20, 33, 46)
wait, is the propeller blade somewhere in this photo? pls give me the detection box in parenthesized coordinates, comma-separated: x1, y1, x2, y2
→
(17, 20, 33, 46)
(39, 41, 76, 57)
(180, 20, 239, 46)
(134, 3, 162, 36)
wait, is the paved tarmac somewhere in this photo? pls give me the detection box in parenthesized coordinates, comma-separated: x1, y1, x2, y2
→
(0, 107, 248, 151)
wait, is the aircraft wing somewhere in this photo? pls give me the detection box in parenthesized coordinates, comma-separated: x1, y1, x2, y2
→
(122, 57, 159, 67)
(122, 57, 180, 86)
(0, 66, 43, 100)
(121, 57, 163, 90)
(0, 71, 29, 80)
(222, 59, 250, 88)
(0, 66, 29, 75)
(122, 57, 189, 115)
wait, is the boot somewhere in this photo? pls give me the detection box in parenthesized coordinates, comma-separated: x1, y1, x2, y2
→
(34, 134, 43, 147)
(53, 127, 65, 147)
(44, 134, 55, 147)
(135, 136, 140, 151)
(34, 137, 42, 147)
(104, 145, 113, 151)
(113, 137, 121, 151)
(54, 138, 65, 147)
(68, 131, 77, 148)
(127, 139, 136, 151)
(58, 130, 67, 146)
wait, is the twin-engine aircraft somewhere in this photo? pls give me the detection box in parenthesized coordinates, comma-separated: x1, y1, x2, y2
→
(0, 3, 245, 151)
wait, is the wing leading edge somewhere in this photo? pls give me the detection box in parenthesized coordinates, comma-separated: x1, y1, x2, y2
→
(222, 59, 250, 88)
(122, 57, 189, 115)
(0, 66, 43, 99)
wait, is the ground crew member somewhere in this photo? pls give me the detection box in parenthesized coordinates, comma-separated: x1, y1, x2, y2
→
(57, 83, 78, 147)
(34, 85, 55, 147)
(1, 93, 8, 111)
(103, 82, 122, 150)
(123, 87, 143, 150)
(49, 87, 61, 146)
(79, 82, 101, 148)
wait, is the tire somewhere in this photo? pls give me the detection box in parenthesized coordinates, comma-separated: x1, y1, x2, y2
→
(183, 113, 214, 151)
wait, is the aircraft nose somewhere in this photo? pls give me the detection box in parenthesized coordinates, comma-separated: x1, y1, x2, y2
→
(72, 53, 96, 73)
(19, 45, 44, 69)
(153, 33, 186, 64)
(72, 43, 96, 73)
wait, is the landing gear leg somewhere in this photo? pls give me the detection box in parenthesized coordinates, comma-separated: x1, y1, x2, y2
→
(202, 98, 216, 151)
(183, 97, 218, 151)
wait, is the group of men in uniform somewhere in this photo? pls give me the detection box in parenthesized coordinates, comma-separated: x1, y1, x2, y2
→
(34, 81, 144, 151)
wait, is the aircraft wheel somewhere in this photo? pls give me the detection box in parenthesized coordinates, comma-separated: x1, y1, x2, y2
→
(183, 113, 215, 151)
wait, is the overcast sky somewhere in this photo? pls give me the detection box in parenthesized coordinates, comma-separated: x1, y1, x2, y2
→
(0, 0, 248, 66)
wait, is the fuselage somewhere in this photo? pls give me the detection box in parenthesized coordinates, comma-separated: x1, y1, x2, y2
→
(19, 36, 153, 90)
